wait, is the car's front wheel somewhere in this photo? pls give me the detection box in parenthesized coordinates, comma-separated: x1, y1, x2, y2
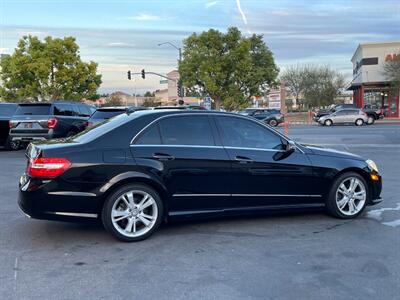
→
(102, 183, 163, 242)
(355, 118, 364, 126)
(324, 119, 333, 126)
(326, 172, 368, 219)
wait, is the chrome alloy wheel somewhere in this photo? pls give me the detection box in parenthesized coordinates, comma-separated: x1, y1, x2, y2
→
(336, 177, 367, 216)
(111, 190, 158, 238)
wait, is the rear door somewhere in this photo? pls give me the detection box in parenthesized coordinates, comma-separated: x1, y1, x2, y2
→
(332, 110, 347, 123)
(130, 114, 232, 213)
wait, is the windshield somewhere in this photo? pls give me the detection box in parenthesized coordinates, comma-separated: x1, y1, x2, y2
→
(15, 104, 51, 115)
(0, 104, 17, 116)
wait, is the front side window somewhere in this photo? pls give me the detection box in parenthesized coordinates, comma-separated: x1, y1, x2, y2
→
(159, 115, 215, 146)
(216, 116, 282, 149)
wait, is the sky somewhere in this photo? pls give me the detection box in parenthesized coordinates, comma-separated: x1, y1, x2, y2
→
(0, 0, 399, 95)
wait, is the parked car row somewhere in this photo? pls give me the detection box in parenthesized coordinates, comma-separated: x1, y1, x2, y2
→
(313, 104, 383, 126)
(1, 102, 209, 150)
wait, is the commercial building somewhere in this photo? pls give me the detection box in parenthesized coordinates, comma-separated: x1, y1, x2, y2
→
(349, 41, 400, 118)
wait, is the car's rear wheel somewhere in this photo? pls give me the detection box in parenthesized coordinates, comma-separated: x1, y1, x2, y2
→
(268, 119, 278, 126)
(4, 136, 19, 151)
(326, 172, 368, 219)
(102, 183, 163, 242)
(324, 119, 333, 126)
(366, 116, 375, 125)
(355, 118, 364, 126)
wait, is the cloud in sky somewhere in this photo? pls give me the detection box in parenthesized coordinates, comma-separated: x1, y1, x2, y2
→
(205, 1, 219, 9)
(1, 0, 399, 94)
(128, 13, 162, 21)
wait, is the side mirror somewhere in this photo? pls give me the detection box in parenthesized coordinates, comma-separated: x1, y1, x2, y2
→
(273, 139, 296, 161)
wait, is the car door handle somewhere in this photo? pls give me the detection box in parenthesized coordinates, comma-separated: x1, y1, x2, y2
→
(153, 153, 175, 161)
(234, 156, 253, 163)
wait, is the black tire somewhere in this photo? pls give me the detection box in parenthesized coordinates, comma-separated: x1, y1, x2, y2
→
(325, 172, 369, 219)
(366, 116, 375, 125)
(355, 118, 364, 126)
(268, 119, 278, 127)
(102, 183, 164, 242)
(66, 131, 78, 137)
(4, 136, 19, 151)
(324, 119, 333, 126)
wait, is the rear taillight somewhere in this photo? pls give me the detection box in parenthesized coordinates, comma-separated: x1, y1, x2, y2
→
(85, 121, 94, 127)
(27, 157, 71, 178)
(47, 118, 58, 129)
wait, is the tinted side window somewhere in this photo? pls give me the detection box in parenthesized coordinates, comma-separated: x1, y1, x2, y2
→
(216, 116, 281, 149)
(78, 105, 91, 117)
(54, 104, 74, 116)
(72, 105, 81, 116)
(135, 125, 162, 145)
(159, 115, 215, 146)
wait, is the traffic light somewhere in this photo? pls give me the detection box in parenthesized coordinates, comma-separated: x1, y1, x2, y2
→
(127, 70, 131, 80)
(141, 69, 145, 79)
(177, 80, 184, 97)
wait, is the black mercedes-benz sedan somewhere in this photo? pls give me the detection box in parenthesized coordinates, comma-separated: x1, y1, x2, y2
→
(18, 110, 382, 242)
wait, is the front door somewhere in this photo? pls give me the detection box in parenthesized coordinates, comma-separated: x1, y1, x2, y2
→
(214, 115, 317, 208)
(130, 114, 232, 214)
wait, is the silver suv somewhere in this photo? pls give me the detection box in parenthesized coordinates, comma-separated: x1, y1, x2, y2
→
(318, 109, 368, 126)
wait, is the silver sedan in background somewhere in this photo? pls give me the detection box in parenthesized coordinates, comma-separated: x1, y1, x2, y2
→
(318, 109, 369, 126)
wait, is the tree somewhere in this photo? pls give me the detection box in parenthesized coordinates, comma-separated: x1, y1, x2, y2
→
(179, 27, 278, 110)
(281, 64, 345, 109)
(280, 64, 307, 107)
(383, 53, 400, 95)
(105, 93, 124, 106)
(144, 91, 155, 97)
(302, 65, 345, 108)
(0, 35, 102, 102)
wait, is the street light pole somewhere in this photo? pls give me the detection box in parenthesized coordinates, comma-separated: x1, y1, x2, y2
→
(158, 41, 183, 104)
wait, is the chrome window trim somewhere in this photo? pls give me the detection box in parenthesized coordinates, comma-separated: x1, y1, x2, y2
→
(172, 193, 322, 198)
(130, 144, 224, 149)
(130, 112, 303, 153)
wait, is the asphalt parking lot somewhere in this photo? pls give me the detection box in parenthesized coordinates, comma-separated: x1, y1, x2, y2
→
(1, 124, 399, 300)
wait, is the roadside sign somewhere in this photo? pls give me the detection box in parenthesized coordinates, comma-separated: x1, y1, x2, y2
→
(159, 79, 168, 84)
(203, 96, 212, 110)
(268, 91, 281, 109)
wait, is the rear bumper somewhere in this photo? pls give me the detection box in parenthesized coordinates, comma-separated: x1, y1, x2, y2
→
(18, 174, 103, 222)
(10, 132, 52, 142)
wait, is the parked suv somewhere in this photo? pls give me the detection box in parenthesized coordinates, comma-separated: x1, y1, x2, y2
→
(9, 102, 93, 145)
(0, 103, 18, 150)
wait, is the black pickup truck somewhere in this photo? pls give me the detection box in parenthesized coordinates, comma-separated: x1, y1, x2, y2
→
(313, 104, 383, 124)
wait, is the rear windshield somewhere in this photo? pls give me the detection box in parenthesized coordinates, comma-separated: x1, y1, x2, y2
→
(0, 104, 17, 116)
(15, 105, 51, 115)
(72, 113, 129, 143)
(91, 109, 126, 119)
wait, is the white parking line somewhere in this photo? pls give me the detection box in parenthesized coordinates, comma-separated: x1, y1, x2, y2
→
(366, 203, 400, 227)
